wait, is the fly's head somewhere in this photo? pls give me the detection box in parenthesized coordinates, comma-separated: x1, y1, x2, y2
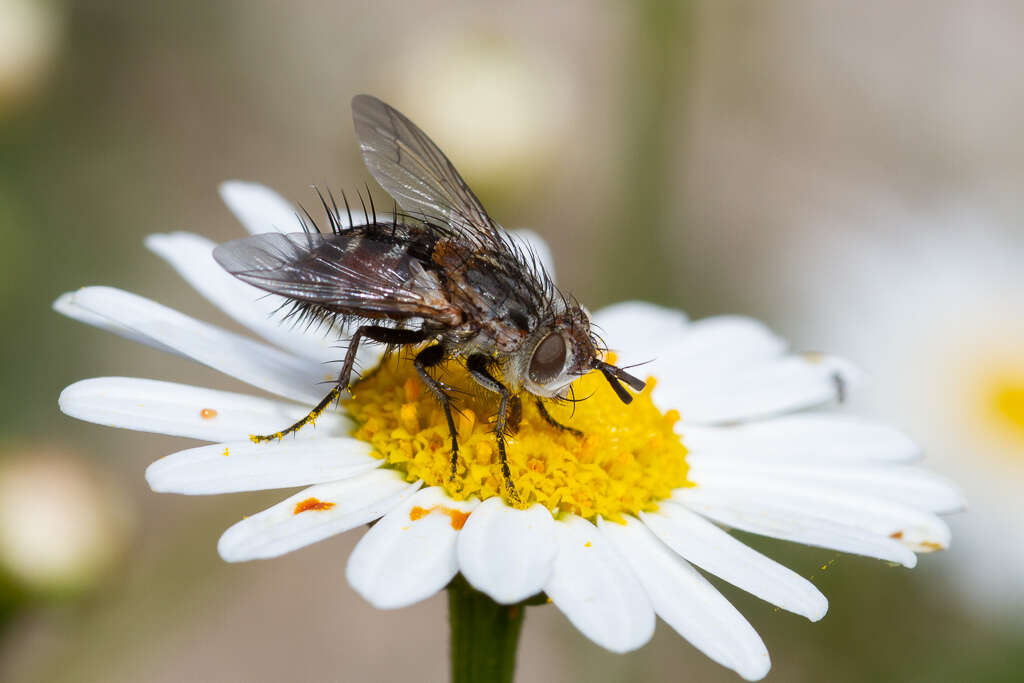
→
(519, 304, 646, 404)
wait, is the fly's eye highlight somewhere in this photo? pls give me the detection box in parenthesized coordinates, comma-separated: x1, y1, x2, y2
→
(529, 333, 567, 384)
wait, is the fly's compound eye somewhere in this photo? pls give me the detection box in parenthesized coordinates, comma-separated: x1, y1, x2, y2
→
(529, 333, 567, 384)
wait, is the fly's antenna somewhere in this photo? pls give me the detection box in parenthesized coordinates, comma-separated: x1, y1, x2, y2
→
(593, 359, 646, 404)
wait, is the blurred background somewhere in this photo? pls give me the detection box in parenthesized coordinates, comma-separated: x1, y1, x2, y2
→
(1, 0, 1022, 681)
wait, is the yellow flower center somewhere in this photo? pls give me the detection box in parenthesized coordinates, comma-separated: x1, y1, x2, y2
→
(343, 353, 691, 521)
(987, 374, 1024, 444)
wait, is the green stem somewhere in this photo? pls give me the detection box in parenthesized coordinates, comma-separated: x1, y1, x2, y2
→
(601, 0, 695, 305)
(448, 575, 525, 683)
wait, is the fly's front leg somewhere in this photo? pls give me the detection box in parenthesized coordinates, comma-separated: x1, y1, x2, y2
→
(251, 325, 428, 443)
(413, 344, 461, 482)
(534, 397, 583, 436)
(466, 354, 519, 502)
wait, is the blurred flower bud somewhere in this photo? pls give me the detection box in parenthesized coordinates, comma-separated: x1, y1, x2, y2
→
(0, 0, 63, 114)
(0, 449, 130, 598)
(392, 37, 572, 204)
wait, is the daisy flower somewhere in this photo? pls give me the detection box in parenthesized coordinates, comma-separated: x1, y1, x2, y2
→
(781, 213, 1018, 616)
(56, 182, 963, 681)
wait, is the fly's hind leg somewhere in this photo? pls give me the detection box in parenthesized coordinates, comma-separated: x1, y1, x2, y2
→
(466, 354, 519, 502)
(413, 344, 461, 482)
(251, 325, 430, 443)
(534, 397, 583, 437)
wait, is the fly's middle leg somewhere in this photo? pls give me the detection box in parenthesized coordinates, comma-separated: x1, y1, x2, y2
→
(413, 344, 461, 481)
(466, 354, 519, 502)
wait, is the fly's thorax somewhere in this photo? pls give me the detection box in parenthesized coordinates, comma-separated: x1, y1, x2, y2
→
(433, 238, 551, 344)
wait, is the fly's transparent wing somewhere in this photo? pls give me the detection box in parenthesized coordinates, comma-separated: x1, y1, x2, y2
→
(213, 231, 453, 321)
(352, 94, 502, 245)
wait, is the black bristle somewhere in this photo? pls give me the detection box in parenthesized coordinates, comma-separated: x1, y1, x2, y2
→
(340, 189, 355, 231)
(365, 183, 377, 223)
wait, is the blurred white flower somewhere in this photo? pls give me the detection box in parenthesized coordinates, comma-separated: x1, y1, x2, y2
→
(0, 449, 128, 596)
(0, 0, 63, 113)
(785, 211, 1022, 617)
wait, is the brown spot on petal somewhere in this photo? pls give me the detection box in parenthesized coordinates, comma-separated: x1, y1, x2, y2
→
(890, 531, 904, 539)
(409, 504, 470, 530)
(294, 497, 335, 514)
(200, 408, 218, 419)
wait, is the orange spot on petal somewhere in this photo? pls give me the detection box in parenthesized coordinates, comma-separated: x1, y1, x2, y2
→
(200, 408, 218, 419)
(409, 504, 470, 530)
(446, 508, 470, 530)
(890, 531, 904, 539)
(294, 497, 336, 514)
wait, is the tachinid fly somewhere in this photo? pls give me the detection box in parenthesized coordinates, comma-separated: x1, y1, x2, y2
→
(213, 94, 646, 500)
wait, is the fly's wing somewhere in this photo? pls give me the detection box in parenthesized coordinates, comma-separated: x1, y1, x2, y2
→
(213, 231, 453, 321)
(352, 94, 502, 246)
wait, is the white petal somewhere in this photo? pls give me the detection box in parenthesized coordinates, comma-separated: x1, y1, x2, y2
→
(674, 488, 918, 567)
(219, 181, 304, 235)
(683, 474, 952, 553)
(592, 301, 690, 367)
(62, 287, 325, 403)
(656, 355, 865, 424)
(509, 229, 556, 281)
(219, 180, 370, 235)
(346, 487, 477, 609)
(686, 457, 964, 513)
(543, 515, 654, 654)
(58, 377, 351, 442)
(456, 498, 557, 604)
(681, 414, 921, 462)
(54, 292, 182, 357)
(218, 469, 418, 562)
(600, 516, 771, 681)
(640, 504, 827, 621)
(146, 438, 379, 494)
(146, 232, 343, 364)
(657, 316, 788, 378)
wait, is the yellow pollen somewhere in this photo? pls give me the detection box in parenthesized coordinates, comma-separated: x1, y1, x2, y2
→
(343, 355, 692, 521)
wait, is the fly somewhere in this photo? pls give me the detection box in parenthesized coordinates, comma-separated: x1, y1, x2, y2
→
(213, 94, 646, 500)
